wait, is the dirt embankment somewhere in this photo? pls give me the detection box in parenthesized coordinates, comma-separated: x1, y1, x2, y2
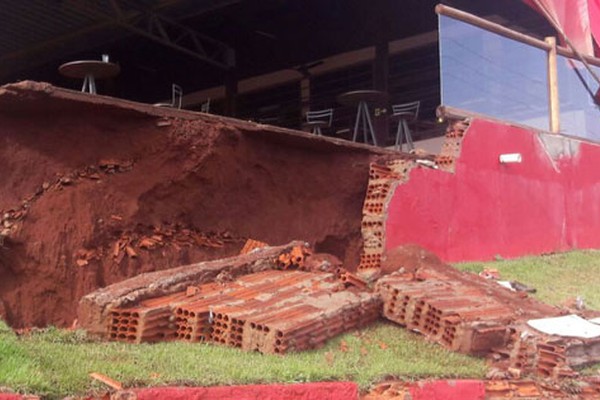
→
(0, 82, 383, 328)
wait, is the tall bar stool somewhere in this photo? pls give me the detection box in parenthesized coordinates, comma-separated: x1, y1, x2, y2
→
(391, 101, 420, 151)
(200, 98, 211, 113)
(302, 108, 333, 136)
(154, 84, 183, 109)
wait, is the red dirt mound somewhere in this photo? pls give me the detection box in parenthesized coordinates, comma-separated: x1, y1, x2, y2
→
(0, 82, 390, 328)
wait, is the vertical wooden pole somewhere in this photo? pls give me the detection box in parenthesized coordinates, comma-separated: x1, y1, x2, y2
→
(545, 36, 560, 133)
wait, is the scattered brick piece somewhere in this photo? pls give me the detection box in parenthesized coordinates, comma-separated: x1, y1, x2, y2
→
(112, 242, 120, 258)
(90, 372, 123, 390)
(138, 238, 156, 249)
(125, 246, 137, 258)
(240, 238, 270, 255)
(479, 268, 500, 280)
(339, 340, 349, 352)
(76, 259, 88, 267)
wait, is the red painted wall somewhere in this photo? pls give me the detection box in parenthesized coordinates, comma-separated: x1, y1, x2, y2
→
(386, 118, 600, 262)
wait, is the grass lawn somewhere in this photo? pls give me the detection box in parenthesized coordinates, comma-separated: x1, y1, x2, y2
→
(2, 249, 600, 398)
(0, 322, 484, 399)
(457, 249, 600, 310)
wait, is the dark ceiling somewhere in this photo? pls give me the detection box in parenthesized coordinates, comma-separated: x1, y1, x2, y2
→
(0, 0, 551, 103)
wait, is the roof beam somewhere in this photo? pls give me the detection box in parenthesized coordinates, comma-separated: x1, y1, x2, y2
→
(109, 0, 235, 69)
(0, 0, 238, 80)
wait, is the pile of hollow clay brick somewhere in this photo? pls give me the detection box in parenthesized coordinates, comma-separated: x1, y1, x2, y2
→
(494, 323, 600, 379)
(485, 378, 600, 399)
(364, 379, 600, 399)
(376, 265, 600, 377)
(376, 271, 516, 354)
(357, 118, 470, 271)
(109, 269, 381, 353)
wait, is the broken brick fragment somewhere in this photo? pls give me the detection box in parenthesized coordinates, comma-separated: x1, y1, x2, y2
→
(240, 238, 269, 255)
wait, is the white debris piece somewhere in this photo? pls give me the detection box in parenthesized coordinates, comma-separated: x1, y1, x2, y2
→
(497, 281, 515, 291)
(527, 314, 600, 339)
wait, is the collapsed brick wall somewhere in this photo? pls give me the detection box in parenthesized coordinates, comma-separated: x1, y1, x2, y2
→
(78, 241, 315, 336)
(377, 273, 514, 354)
(0, 81, 385, 328)
(374, 267, 558, 356)
(358, 119, 470, 270)
(109, 269, 380, 354)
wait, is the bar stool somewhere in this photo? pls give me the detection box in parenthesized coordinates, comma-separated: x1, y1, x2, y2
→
(154, 84, 183, 109)
(336, 90, 388, 146)
(200, 98, 211, 113)
(391, 101, 420, 151)
(302, 109, 333, 136)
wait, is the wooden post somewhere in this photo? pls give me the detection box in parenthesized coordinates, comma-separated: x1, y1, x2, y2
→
(545, 36, 560, 133)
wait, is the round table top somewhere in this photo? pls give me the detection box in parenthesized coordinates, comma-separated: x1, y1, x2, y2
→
(336, 90, 389, 107)
(59, 60, 121, 79)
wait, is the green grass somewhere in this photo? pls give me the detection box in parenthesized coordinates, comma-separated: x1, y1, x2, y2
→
(3, 249, 600, 399)
(456, 249, 600, 309)
(0, 323, 46, 393)
(0, 322, 484, 399)
(457, 250, 600, 377)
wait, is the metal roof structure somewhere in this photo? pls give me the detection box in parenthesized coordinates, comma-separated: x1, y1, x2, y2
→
(0, 0, 551, 103)
(0, 0, 239, 80)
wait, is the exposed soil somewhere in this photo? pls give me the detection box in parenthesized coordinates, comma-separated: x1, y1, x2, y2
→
(0, 82, 387, 328)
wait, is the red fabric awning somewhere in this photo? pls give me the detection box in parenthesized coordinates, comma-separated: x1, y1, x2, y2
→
(524, 0, 596, 56)
(588, 0, 600, 53)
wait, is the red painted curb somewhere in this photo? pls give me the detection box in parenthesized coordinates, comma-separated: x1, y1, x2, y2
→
(408, 380, 486, 400)
(134, 382, 359, 400)
(0, 395, 25, 400)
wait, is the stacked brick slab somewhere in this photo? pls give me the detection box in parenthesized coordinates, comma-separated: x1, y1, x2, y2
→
(239, 238, 269, 255)
(495, 323, 600, 379)
(376, 272, 515, 354)
(79, 241, 312, 336)
(108, 270, 381, 354)
(109, 292, 187, 343)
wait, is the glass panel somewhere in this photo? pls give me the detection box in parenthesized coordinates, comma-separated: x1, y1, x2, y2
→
(556, 56, 600, 140)
(439, 15, 549, 130)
